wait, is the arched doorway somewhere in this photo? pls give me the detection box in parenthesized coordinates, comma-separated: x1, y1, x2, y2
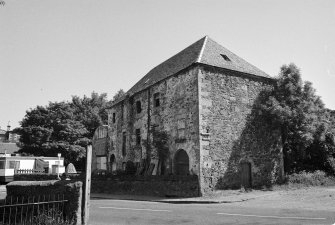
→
(174, 149, 189, 175)
(110, 154, 116, 172)
(241, 162, 252, 188)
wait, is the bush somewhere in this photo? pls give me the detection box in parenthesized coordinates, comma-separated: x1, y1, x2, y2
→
(33, 209, 74, 225)
(287, 170, 335, 187)
(6, 180, 83, 224)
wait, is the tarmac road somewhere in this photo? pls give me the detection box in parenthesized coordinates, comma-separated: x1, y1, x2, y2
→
(89, 198, 335, 225)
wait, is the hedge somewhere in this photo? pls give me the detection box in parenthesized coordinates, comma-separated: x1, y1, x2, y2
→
(6, 180, 83, 224)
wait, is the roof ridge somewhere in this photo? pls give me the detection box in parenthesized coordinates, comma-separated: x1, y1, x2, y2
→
(196, 35, 208, 63)
(124, 36, 271, 97)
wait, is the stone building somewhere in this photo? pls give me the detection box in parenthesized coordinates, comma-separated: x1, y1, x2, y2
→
(92, 36, 284, 193)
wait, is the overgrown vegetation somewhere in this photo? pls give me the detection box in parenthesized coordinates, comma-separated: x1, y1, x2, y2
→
(286, 170, 335, 187)
(33, 209, 73, 225)
(259, 63, 335, 175)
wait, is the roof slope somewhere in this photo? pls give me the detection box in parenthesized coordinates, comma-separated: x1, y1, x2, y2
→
(126, 36, 270, 96)
(199, 37, 270, 78)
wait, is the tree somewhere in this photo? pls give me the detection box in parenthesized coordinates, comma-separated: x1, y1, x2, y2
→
(71, 92, 112, 137)
(17, 102, 88, 166)
(112, 89, 125, 102)
(260, 63, 327, 173)
(16, 92, 113, 168)
(304, 109, 335, 173)
(152, 128, 169, 175)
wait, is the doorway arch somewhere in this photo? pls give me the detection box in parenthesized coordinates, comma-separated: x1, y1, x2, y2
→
(174, 149, 189, 175)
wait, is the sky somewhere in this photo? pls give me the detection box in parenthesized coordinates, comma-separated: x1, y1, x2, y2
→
(1, 0, 335, 129)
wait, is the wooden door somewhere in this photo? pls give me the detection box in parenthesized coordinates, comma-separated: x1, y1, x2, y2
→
(241, 162, 252, 188)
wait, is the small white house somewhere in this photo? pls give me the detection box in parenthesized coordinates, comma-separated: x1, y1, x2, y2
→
(0, 155, 65, 182)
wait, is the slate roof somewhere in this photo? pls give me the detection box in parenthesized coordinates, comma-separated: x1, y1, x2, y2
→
(0, 143, 20, 154)
(125, 36, 270, 97)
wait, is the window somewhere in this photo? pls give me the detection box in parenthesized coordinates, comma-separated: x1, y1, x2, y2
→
(177, 119, 186, 139)
(112, 113, 116, 123)
(220, 54, 231, 61)
(154, 93, 160, 107)
(121, 103, 124, 121)
(122, 132, 127, 156)
(9, 161, 19, 169)
(0, 161, 5, 169)
(135, 129, 141, 145)
(136, 101, 142, 113)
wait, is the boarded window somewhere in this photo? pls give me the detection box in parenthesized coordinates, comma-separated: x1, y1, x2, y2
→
(154, 93, 160, 107)
(122, 132, 127, 157)
(177, 119, 186, 139)
(135, 129, 141, 145)
(136, 101, 142, 113)
(96, 156, 107, 170)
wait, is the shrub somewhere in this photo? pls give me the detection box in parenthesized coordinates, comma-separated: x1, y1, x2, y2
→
(33, 209, 74, 225)
(287, 170, 335, 187)
(6, 180, 83, 224)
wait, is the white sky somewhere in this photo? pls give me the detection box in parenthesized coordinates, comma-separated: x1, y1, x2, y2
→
(1, 0, 335, 129)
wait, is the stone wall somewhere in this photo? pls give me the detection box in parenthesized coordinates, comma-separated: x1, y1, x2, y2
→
(198, 65, 284, 193)
(91, 175, 199, 197)
(107, 66, 200, 175)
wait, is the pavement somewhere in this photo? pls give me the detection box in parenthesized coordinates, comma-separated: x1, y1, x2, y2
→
(91, 189, 277, 204)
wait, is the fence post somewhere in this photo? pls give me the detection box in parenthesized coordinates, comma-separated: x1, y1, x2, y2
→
(82, 145, 92, 225)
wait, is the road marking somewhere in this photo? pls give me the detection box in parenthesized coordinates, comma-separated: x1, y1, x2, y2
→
(216, 212, 326, 220)
(99, 206, 171, 212)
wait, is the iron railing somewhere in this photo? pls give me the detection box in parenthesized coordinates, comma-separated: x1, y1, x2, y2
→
(0, 194, 68, 225)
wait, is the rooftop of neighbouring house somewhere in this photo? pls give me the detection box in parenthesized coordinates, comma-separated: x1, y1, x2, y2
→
(0, 142, 20, 155)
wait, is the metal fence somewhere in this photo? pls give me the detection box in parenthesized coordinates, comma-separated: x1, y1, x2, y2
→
(0, 194, 68, 225)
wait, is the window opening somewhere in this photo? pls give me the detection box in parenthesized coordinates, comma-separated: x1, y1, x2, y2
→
(154, 93, 160, 107)
(122, 132, 127, 157)
(135, 129, 141, 145)
(136, 101, 142, 113)
(121, 103, 124, 121)
(112, 113, 116, 123)
(220, 54, 231, 61)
